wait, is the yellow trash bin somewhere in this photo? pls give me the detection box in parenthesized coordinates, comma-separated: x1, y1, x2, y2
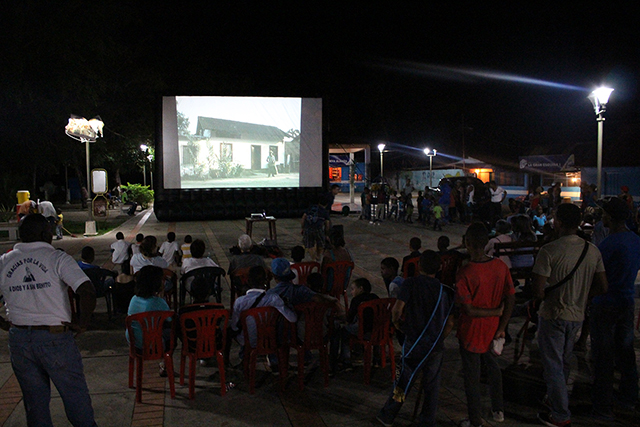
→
(17, 191, 30, 204)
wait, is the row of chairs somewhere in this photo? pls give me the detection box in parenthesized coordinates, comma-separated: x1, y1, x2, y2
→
(125, 297, 396, 402)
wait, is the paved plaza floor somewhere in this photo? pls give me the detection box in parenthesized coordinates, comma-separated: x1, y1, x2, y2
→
(0, 197, 639, 426)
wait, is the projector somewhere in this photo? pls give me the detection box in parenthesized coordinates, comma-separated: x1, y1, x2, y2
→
(251, 213, 264, 219)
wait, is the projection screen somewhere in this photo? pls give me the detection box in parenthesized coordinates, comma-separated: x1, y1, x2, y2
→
(162, 96, 323, 189)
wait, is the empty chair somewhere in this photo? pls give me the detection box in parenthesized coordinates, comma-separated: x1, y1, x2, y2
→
(291, 301, 332, 390)
(290, 261, 321, 286)
(178, 305, 229, 398)
(180, 266, 226, 305)
(125, 311, 176, 402)
(350, 298, 396, 385)
(84, 267, 117, 319)
(240, 307, 290, 394)
(321, 260, 354, 310)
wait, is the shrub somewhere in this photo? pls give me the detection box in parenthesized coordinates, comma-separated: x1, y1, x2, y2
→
(120, 183, 154, 209)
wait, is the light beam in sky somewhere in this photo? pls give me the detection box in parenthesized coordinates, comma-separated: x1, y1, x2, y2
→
(369, 59, 589, 91)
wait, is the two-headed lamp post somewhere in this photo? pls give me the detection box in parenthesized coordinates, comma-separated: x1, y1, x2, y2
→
(588, 87, 614, 200)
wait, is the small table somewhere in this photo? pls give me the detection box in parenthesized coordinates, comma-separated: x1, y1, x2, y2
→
(245, 216, 277, 243)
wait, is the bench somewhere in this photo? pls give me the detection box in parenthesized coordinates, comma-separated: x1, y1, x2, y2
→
(0, 223, 19, 240)
(493, 239, 546, 283)
(493, 238, 546, 364)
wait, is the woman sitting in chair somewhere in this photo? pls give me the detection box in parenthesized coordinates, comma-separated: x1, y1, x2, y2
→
(126, 265, 173, 377)
(130, 236, 169, 274)
(321, 226, 353, 269)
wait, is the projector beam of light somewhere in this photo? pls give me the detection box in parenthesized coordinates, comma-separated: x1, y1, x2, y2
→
(369, 59, 588, 92)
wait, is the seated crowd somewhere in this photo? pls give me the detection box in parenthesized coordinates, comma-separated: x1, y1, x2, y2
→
(65, 194, 638, 427)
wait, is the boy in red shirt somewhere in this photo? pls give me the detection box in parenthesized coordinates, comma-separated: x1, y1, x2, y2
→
(456, 222, 515, 427)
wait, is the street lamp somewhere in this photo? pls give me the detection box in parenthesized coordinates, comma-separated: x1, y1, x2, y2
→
(377, 143, 386, 179)
(140, 144, 148, 186)
(424, 148, 437, 187)
(65, 114, 104, 235)
(588, 87, 613, 200)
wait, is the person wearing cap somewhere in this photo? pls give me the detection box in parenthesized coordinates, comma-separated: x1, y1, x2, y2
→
(0, 214, 98, 426)
(267, 258, 340, 308)
(228, 263, 296, 367)
(590, 197, 640, 418)
(619, 185, 634, 211)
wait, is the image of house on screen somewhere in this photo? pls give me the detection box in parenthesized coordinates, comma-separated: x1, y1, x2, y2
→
(179, 116, 300, 181)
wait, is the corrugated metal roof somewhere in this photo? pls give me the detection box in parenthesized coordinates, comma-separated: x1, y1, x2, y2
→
(196, 117, 286, 142)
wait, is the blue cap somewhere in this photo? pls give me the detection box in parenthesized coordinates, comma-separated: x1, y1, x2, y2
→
(271, 258, 296, 281)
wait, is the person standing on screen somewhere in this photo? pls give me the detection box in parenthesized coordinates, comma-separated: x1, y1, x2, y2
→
(267, 152, 277, 177)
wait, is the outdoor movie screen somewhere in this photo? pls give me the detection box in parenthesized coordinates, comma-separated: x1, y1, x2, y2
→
(161, 96, 323, 189)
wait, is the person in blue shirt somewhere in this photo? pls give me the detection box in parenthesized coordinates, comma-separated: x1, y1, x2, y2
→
(591, 197, 640, 419)
(126, 265, 173, 376)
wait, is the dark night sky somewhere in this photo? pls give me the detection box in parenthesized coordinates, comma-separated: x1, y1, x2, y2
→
(3, 3, 639, 172)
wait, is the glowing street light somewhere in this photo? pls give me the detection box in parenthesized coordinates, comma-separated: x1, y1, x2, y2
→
(424, 148, 437, 187)
(587, 87, 613, 200)
(140, 144, 148, 186)
(65, 114, 104, 233)
(377, 143, 386, 179)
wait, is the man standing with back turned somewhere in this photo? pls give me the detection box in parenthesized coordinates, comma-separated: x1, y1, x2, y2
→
(0, 214, 98, 427)
(532, 203, 607, 427)
(591, 197, 640, 419)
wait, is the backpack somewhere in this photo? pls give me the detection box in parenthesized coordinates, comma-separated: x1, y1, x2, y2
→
(305, 205, 325, 229)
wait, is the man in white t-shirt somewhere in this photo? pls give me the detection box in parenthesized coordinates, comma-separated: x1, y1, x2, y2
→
(0, 214, 98, 426)
(180, 239, 218, 275)
(131, 233, 144, 256)
(110, 231, 131, 265)
(489, 181, 507, 227)
(159, 231, 180, 266)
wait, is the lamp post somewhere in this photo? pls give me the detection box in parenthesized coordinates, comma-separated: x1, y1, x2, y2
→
(588, 87, 614, 200)
(65, 115, 103, 210)
(140, 144, 148, 186)
(424, 148, 437, 187)
(378, 143, 386, 180)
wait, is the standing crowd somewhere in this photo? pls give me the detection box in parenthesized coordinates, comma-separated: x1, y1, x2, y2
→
(0, 183, 638, 427)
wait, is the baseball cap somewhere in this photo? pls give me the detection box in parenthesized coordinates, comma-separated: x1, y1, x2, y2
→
(271, 258, 296, 281)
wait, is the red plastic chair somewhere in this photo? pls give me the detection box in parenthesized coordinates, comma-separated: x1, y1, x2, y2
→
(290, 261, 321, 285)
(240, 306, 290, 394)
(321, 260, 354, 311)
(291, 302, 332, 390)
(350, 298, 396, 385)
(178, 305, 229, 398)
(125, 310, 176, 402)
(162, 268, 178, 311)
(402, 257, 420, 279)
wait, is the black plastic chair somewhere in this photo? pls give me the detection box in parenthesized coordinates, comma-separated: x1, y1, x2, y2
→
(83, 267, 117, 319)
(180, 266, 226, 305)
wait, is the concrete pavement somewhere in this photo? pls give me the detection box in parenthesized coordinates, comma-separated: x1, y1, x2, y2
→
(0, 198, 639, 426)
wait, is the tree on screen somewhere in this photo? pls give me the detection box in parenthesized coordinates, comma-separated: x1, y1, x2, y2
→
(177, 111, 191, 136)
